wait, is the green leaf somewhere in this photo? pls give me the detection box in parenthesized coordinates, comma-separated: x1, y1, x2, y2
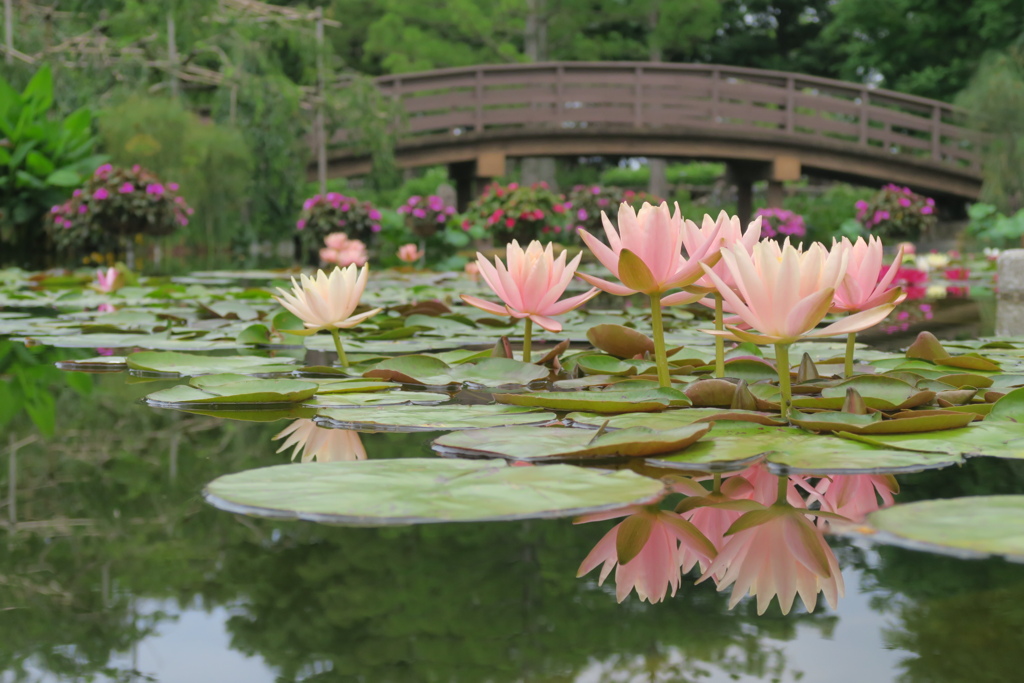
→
(988, 386, 1024, 422)
(127, 351, 298, 376)
(316, 404, 556, 432)
(307, 391, 449, 407)
(494, 388, 691, 414)
(586, 324, 654, 358)
(433, 423, 710, 461)
(616, 513, 655, 564)
(864, 496, 1024, 561)
(204, 459, 668, 525)
(146, 378, 318, 407)
(616, 249, 658, 293)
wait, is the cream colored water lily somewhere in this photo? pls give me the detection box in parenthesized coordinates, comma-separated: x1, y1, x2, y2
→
(701, 239, 896, 418)
(461, 240, 598, 361)
(273, 418, 367, 463)
(274, 264, 382, 367)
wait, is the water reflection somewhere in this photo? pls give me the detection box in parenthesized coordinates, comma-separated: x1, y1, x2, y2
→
(273, 419, 366, 462)
(577, 466, 899, 615)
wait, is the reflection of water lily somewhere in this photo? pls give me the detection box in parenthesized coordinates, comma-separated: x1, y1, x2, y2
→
(273, 419, 366, 462)
(697, 503, 844, 615)
(809, 474, 898, 523)
(576, 505, 715, 604)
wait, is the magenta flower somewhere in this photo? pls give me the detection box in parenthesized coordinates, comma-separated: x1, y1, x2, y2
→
(296, 219, 307, 230)
(118, 183, 135, 194)
(146, 183, 165, 196)
(168, 182, 179, 191)
(93, 188, 109, 200)
(368, 208, 382, 220)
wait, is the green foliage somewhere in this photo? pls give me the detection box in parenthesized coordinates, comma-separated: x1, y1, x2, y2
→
(666, 161, 725, 186)
(0, 65, 106, 267)
(600, 165, 649, 188)
(96, 96, 252, 255)
(854, 185, 937, 242)
(775, 183, 876, 243)
(965, 203, 1024, 247)
(956, 41, 1024, 213)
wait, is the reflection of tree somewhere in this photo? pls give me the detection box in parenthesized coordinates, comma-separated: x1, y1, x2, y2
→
(848, 460, 1024, 683)
(0, 366, 834, 682)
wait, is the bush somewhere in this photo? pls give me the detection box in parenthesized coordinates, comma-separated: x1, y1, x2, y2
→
(666, 161, 725, 186)
(47, 164, 192, 257)
(855, 184, 937, 241)
(0, 65, 106, 267)
(465, 182, 569, 244)
(565, 185, 664, 239)
(777, 183, 875, 243)
(756, 207, 807, 240)
(296, 193, 382, 256)
(965, 203, 1024, 247)
(599, 166, 649, 189)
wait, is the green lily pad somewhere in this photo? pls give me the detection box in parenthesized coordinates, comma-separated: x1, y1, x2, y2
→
(433, 423, 710, 461)
(127, 351, 298, 376)
(864, 495, 1024, 561)
(567, 408, 786, 429)
(764, 437, 961, 475)
(306, 391, 450, 407)
(988, 386, 1024, 422)
(819, 376, 934, 410)
(145, 377, 318, 407)
(575, 354, 647, 376)
(494, 388, 691, 414)
(204, 458, 667, 524)
(364, 355, 549, 387)
(791, 410, 975, 435)
(315, 404, 556, 432)
(586, 323, 654, 358)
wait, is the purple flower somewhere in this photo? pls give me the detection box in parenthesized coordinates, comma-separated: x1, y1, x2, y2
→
(445, 205, 456, 215)
(855, 200, 869, 210)
(168, 182, 179, 191)
(119, 183, 135, 194)
(371, 224, 381, 232)
(591, 186, 601, 195)
(94, 164, 113, 177)
(427, 196, 444, 211)
(577, 208, 589, 221)
(131, 164, 141, 173)
(436, 214, 446, 223)
(50, 205, 61, 214)
(303, 199, 315, 210)
(898, 197, 911, 207)
(408, 195, 421, 206)
(72, 189, 82, 198)
(146, 183, 165, 196)
(178, 216, 188, 226)
(921, 206, 934, 215)
(397, 206, 409, 214)
(78, 205, 88, 214)
(412, 208, 427, 218)
(326, 192, 340, 202)
(368, 209, 382, 220)
(296, 219, 306, 230)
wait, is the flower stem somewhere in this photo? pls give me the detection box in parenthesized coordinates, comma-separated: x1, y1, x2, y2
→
(329, 328, 349, 369)
(844, 332, 856, 378)
(775, 473, 788, 505)
(713, 472, 722, 495)
(774, 342, 792, 420)
(522, 317, 533, 363)
(649, 293, 671, 388)
(714, 292, 725, 379)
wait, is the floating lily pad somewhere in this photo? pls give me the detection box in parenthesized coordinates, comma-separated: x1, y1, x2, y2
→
(307, 391, 449, 407)
(494, 388, 691, 413)
(204, 458, 667, 524)
(988, 387, 1024, 422)
(567, 409, 786, 429)
(791, 409, 974, 435)
(586, 324, 654, 358)
(315, 404, 556, 432)
(145, 377, 318, 407)
(55, 356, 128, 372)
(764, 437, 961, 475)
(364, 355, 549, 387)
(863, 496, 1024, 561)
(819, 376, 934, 410)
(127, 351, 298, 376)
(433, 424, 710, 461)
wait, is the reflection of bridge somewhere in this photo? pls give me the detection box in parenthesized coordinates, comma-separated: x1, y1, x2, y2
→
(324, 62, 984, 211)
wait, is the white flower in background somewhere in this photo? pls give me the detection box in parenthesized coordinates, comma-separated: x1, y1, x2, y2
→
(984, 247, 1001, 261)
(914, 253, 950, 273)
(926, 285, 947, 299)
(273, 419, 367, 462)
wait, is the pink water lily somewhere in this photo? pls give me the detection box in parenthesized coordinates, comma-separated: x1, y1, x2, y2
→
(697, 504, 844, 615)
(576, 506, 716, 604)
(93, 267, 121, 293)
(461, 240, 598, 333)
(273, 419, 367, 463)
(807, 474, 898, 523)
(577, 201, 722, 297)
(397, 243, 424, 263)
(680, 210, 763, 295)
(832, 236, 906, 312)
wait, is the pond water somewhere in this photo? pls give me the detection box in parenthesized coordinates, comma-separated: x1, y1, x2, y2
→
(2, 268, 1023, 683)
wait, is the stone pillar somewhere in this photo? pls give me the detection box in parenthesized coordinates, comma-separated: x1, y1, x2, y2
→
(735, 178, 753, 227)
(997, 249, 1024, 336)
(448, 161, 476, 212)
(520, 157, 558, 190)
(766, 180, 785, 208)
(648, 158, 669, 199)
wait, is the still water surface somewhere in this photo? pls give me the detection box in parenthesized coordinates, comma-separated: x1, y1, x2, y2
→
(3, 350, 1024, 683)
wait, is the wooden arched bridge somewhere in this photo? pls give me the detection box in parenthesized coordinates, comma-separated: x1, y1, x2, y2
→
(323, 61, 984, 203)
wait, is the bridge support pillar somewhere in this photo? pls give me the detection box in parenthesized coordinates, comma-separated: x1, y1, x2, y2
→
(449, 161, 476, 212)
(727, 161, 763, 227)
(766, 180, 785, 208)
(648, 158, 669, 199)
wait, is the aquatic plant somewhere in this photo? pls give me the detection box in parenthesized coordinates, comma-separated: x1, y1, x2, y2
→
(319, 232, 368, 267)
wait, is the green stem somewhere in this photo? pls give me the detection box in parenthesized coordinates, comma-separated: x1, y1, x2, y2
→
(649, 293, 671, 388)
(713, 472, 722, 495)
(845, 331, 856, 378)
(522, 317, 533, 363)
(714, 292, 725, 379)
(774, 342, 792, 421)
(329, 328, 349, 369)
(775, 473, 788, 505)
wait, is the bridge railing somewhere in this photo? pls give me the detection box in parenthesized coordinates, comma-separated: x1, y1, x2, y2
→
(333, 62, 982, 173)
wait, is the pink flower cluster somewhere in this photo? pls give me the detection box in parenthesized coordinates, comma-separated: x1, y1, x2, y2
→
(297, 193, 381, 235)
(755, 207, 806, 239)
(319, 232, 368, 267)
(397, 194, 456, 224)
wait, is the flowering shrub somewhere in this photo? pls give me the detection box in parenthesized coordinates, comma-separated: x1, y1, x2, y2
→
(755, 207, 807, 240)
(565, 185, 663, 239)
(48, 164, 191, 252)
(855, 184, 936, 240)
(397, 194, 456, 237)
(296, 193, 382, 248)
(465, 182, 568, 243)
(319, 232, 368, 267)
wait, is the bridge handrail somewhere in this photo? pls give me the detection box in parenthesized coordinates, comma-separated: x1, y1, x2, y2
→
(333, 61, 982, 172)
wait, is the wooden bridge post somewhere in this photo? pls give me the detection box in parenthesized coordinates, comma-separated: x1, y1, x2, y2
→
(931, 106, 942, 160)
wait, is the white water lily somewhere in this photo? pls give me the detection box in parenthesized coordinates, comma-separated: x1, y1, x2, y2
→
(274, 265, 382, 332)
(273, 419, 367, 463)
